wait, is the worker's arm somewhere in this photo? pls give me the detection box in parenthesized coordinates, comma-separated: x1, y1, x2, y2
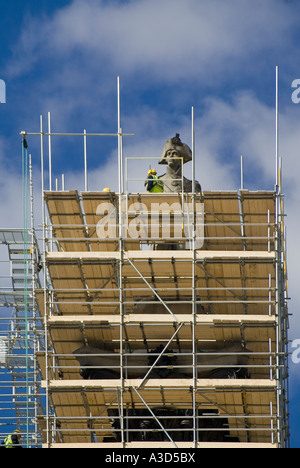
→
(146, 175, 154, 192)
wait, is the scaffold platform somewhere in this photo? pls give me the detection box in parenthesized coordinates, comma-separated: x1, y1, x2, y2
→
(36, 189, 289, 448)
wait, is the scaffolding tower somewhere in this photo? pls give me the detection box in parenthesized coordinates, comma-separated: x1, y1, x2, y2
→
(0, 229, 45, 448)
(35, 186, 288, 448)
(0, 79, 289, 448)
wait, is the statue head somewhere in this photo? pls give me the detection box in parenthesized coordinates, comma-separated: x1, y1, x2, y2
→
(159, 133, 192, 168)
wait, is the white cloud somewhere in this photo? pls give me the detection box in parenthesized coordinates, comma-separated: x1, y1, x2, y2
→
(6, 0, 297, 83)
(4, 0, 299, 157)
(53, 0, 295, 76)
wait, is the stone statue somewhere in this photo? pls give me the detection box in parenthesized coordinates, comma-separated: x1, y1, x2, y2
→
(150, 134, 202, 250)
(158, 134, 201, 193)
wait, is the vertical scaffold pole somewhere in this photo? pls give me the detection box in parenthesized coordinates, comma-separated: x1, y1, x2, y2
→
(275, 65, 284, 447)
(29, 154, 38, 447)
(241, 155, 244, 190)
(48, 112, 52, 191)
(275, 66, 279, 192)
(191, 106, 198, 446)
(22, 135, 29, 448)
(41, 114, 50, 447)
(192, 106, 195, 195)
(117, 76, 124, 194)
(84, 129, 88, 191)
(117, 76, 125, 446)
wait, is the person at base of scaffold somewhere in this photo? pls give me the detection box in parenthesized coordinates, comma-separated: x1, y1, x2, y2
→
(145, 169, 164, 193)
(1, 429, 23, 448)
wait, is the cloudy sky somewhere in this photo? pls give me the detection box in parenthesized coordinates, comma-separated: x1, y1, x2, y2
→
(0, 0, 300, 447)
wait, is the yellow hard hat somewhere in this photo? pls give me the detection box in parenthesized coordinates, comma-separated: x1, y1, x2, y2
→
(102, 188, 111, 192)
(148, 169, 157, 176)
(13, 430, 21, 434)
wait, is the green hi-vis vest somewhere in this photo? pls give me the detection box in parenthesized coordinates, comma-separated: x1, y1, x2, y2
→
(150, 175, 164, 193)
(4, 435, 14, 448)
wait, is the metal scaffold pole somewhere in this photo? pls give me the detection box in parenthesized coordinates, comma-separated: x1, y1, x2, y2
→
(191, 106, 198, 446)
(117, 76, 125, 446)
(22, 135, 30, 448)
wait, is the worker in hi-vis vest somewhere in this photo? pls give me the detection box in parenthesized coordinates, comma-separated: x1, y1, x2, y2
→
(1, 429, 22, 448)
(145, 169, 164, 193)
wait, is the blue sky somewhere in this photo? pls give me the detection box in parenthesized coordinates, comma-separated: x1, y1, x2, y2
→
(0, 0, 300, 447)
